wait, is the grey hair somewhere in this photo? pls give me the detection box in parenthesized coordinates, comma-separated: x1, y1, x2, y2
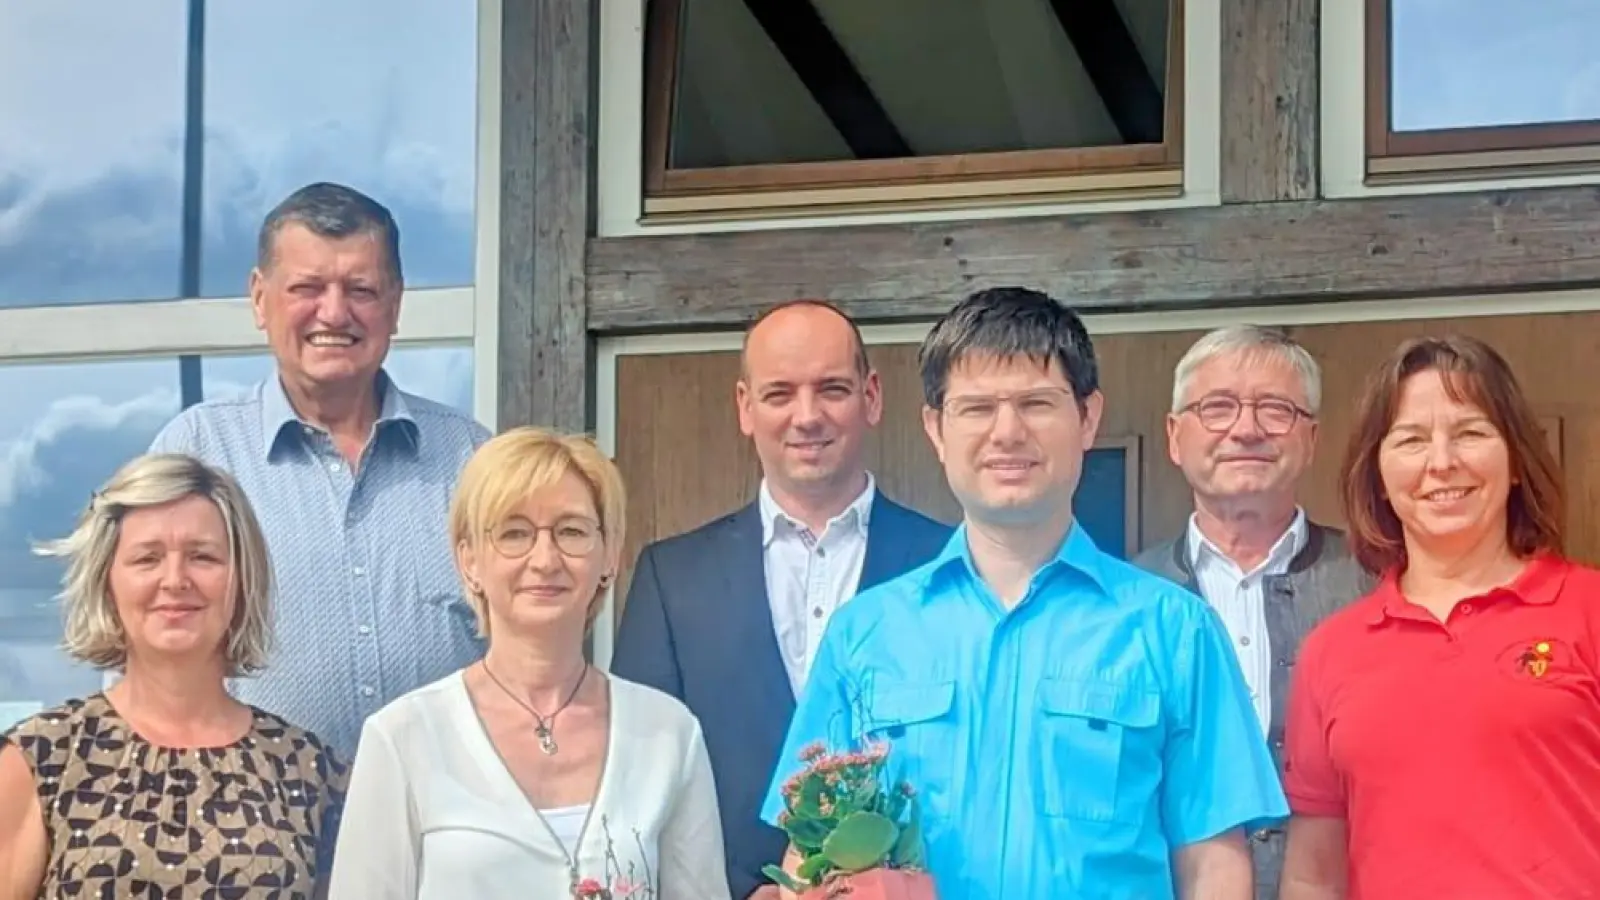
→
(256, 181, 403, 285)
(33, 453, 276, 676)
(1171, 325, 1323, 414)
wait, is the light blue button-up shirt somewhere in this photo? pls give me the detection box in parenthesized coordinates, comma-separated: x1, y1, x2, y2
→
(148, 371, 490, 759)
(762, 522, 1288, 899)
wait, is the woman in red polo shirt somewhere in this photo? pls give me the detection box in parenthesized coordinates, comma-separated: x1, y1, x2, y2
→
(1278, 334, 1600, 899)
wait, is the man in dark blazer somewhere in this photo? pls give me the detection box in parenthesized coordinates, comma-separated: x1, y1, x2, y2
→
(611, 301, 951, 900)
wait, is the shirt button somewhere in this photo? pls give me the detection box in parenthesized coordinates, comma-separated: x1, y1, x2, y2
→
(812, 606, 824, 619)
(359, 686, 376, 698)
(1239, 635, 1251, 647)
(328, 462, 341, 473)
(357, 624, 372, 636)
(352, 566, 366, 577)
(1460, 604, 1474, 615)
(816, 547, 826, 558)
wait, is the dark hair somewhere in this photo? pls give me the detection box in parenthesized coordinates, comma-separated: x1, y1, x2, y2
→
(740, 299, 871, 378)
(917, 287, 1099, 409)
(257, 182, 403, 284)
(1341, 334, 1563, 575)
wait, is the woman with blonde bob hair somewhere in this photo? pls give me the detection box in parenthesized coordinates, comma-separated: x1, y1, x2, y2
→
(0, 452, 349, 898)
(329, 426, 730, 900)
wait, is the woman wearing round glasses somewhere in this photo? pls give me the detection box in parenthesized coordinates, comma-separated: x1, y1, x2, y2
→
(327, 427, 730, 900)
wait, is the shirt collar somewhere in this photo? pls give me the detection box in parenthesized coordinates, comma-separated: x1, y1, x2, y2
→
(1186, 506, 1309, 574)
(757, 471, 876, 546)
(927, 515, 1112, 601)
(260, 368, 419, 460)
(1364, 551, 1569, 626)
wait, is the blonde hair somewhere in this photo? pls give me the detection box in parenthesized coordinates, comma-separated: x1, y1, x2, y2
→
(33, 453, 275, 675)
(448, 427, 627, 636)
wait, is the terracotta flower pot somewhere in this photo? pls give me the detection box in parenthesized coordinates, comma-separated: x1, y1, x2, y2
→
(797, 869, 938, 900)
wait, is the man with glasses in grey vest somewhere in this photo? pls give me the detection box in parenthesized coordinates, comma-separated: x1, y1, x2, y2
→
(1132, 325, 1372, 900)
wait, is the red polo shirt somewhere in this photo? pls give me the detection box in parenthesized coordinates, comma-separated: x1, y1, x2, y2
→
(1283, 553, 1600, 899)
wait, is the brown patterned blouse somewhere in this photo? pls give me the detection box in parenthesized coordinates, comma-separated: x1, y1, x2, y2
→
(1, 693, 348, 899)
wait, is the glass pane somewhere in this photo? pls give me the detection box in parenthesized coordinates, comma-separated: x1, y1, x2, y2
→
(0, 358, 183, 718)
(1389, 0, 1600, 132)
(0, 0, 187, 308)
(664, 0, 1171, 169)
(200, 0, 479, 296)
(1075, 446, 1130, 560)
(202, 345, 475, 415)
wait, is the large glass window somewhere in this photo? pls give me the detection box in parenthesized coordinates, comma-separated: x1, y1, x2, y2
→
(643, 0, 1181, 214)
(0, 358, 183, 724)
(0, 0, 479, 310)
(1367, 0, 1600, 178)
(0, 345, 476, 728)
(0, 0, 187, 307)
(199, 0, 479, 295)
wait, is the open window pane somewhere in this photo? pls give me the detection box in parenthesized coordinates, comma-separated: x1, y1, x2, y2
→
(0, 0, 187, 308)
(647, 0, 1180, 199)
(1389, 0, 1600, 133)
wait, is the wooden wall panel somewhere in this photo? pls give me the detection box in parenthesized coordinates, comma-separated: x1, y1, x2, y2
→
(611, 311, 1600, 621)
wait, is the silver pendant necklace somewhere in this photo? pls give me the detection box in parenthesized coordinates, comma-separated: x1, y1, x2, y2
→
(482, 659, 589, 755)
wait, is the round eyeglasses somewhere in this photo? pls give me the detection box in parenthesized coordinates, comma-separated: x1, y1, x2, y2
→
(487, 517, 603, 558)
(1179, 394, 1312, 437)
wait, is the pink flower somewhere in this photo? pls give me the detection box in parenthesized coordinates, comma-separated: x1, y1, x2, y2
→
(574, 878, 607, 898)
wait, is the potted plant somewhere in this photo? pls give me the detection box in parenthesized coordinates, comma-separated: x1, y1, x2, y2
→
(761, 740, 937, 900)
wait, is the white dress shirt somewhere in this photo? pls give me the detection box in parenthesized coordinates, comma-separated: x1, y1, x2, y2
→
(327, 670, 732, 900)
(1187, 508, 1308, 733)
(759, 475, 875, 697)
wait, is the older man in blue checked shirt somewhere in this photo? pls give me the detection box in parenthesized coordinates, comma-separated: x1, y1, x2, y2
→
(762, 287, 1287, 899)
(147, 183, 490, 759)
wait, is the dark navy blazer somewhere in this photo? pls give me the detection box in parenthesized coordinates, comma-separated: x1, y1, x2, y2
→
(610, 493, 952, 899)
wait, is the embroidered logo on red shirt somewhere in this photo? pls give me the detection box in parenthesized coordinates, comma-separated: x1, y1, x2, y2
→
(1517, 640, 1555, 679)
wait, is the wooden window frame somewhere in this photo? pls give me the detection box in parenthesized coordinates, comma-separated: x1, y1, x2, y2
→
(1364, 0, 1600, 182)
(641, 0, 1186, 216)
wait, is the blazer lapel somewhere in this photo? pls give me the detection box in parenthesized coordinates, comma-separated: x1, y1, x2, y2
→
(860, 495, 911, 591)
(720, 504, 798, 715)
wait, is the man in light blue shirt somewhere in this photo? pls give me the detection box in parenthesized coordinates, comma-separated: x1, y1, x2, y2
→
(148, 183, 489, 758)
(761, 287, 1287, 898)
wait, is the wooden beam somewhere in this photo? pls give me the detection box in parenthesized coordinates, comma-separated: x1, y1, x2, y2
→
(1219, 0, 1318, 202)
(587, 185, 1600, 331)
(498, 0, 593, 432)
(739, 0, 911, 159)
(1048, 0, 1164, 144)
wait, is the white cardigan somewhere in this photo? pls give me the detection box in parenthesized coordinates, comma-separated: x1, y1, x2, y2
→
(326, 670, 732, 900)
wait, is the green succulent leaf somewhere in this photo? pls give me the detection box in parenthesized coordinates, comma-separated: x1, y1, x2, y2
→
(821, 811, 899, 872)
(797, 852, 833, 881)
(785, 816, 834, 851)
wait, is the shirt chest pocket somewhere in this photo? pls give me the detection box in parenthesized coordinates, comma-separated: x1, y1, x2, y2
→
(1034, 677, 1160, 824)
(854, 680, 958, 802)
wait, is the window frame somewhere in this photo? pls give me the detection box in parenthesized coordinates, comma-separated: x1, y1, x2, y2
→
(0, 0, 502, 431)
(1362, 0, 1600, 183)
(639, 0, 1188, 216)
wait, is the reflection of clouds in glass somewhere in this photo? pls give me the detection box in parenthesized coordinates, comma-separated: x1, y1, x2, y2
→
(1390, 0, 1600, 131)
(0, 349, 473, 705)
(0, 0, 477, 306)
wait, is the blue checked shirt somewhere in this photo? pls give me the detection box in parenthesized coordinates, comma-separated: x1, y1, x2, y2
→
(762, 522, 1288, 899)
(149, 370, 490, 759)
